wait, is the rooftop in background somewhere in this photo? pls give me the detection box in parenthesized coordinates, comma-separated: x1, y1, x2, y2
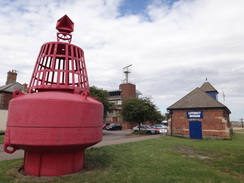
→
(0, 82, 23, 93)
(167, 82, 230, 114)
(0, 70, 26, 93)
(200, 82, 218, 93)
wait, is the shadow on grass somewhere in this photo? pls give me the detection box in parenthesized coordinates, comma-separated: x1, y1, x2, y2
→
(85, 146, 114, 171)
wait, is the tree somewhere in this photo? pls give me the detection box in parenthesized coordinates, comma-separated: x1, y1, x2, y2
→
(164, 113, 170, 121)
(121, 97, 163, 128)
(90, 86, 111, 119)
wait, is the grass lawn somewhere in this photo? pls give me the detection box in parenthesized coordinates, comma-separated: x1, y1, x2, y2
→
(0, 133, 243, 183)
(0, 135, 4, 143)
(233, 128, 244, 133)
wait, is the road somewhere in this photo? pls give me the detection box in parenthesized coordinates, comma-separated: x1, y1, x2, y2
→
(102, 129, 131, 141)
(0, 130, 161, 161)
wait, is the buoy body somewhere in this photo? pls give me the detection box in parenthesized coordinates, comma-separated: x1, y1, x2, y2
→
(4, 15, 103, 176)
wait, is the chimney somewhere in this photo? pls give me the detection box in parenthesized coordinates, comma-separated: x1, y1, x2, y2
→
(6, 70, 17, 85)
(22, 83, 28, 93)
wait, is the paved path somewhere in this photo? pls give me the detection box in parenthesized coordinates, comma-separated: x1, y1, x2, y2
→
(0, 132, 161, 162)
(233, 127, 244, 133)
(0, 145, 24, 161)
(94, 133, 161, 147)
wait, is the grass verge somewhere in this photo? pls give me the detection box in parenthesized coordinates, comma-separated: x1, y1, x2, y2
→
(233, 128, 244, 133)
(0, 133, 243, 183)
(0, 131, 5, 143)
(0, 135, 4, 143)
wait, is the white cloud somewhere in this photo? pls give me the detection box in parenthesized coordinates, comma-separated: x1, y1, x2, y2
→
(0, 0, 243, 121)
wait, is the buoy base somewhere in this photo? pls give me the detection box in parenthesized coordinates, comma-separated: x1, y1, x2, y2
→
(23, 150, 85, 176)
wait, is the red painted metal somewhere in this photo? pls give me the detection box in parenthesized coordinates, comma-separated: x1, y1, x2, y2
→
(56, 15, 74, 43)
(4, 15, 103, 176)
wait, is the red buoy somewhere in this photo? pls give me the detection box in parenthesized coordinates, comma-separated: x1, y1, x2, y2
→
(4, 15, 103, 176)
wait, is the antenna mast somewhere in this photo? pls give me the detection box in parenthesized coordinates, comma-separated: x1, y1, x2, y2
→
(123, 64, 132, 83)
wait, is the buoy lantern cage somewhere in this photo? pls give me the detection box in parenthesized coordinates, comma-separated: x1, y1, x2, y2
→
(28, 41, 90, 94)
(4, 15, 103, 177)
(29, 15, 89, 94)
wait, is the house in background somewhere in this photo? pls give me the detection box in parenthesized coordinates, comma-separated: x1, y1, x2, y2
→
(0, 70, 27, 109)
(167, 82, 232, 139)
(0, 70, 28, 130)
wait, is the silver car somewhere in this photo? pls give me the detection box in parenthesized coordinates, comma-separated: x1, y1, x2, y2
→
(152, 124, 168, 133)
(132, 125, 159, 134)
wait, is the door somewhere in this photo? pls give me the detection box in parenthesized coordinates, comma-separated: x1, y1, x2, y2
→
(189, 121, 202, 139)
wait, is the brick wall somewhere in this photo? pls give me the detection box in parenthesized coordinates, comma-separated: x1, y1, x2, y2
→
(119, 83, 136, 101)
(0, 93, 3, 109)
(6, 70, 17, 85)
(0, 93, 13, 110)
(169, 109, 231, 139)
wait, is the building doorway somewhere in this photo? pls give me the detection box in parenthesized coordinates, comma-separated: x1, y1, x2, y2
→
(189, 121, 202, 139)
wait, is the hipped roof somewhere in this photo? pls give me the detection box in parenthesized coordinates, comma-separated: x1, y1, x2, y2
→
(167, 87, 231, 113)
(200, 82, 218, 93)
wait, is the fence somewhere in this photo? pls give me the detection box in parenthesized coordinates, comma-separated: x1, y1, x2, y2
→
(0, 110, 8, 131)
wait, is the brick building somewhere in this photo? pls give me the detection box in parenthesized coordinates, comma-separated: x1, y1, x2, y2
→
(106, 83, 142, 128)
(167, 82, 232, 139)
(0, 70, 27, 109)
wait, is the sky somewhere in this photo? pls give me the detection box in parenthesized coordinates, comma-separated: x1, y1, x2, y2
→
(0, 0, 243, 121)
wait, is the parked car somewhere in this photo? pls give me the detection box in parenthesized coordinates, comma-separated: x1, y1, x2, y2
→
(152, 124, 168, 133)
(132, 125, 159, 134)
(106, 123, 122, 130)
(103, 123, 110, 130)
(162, 120, 168, 125)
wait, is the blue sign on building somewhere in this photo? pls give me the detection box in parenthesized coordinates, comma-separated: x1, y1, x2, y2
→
(187, 111, 203, 119)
